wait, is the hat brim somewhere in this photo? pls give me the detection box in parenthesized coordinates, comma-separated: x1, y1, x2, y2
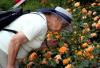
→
(37, 8, 72, 23)
(37, 8, 73, 32)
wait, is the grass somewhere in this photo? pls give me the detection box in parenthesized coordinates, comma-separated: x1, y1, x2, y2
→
(0, 0, 73, 11)
(0, 0, 15, 10)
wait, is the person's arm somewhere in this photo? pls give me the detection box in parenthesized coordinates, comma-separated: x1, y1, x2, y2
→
(7, 32, 28, 68)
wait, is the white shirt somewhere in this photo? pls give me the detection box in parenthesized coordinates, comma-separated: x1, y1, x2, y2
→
(0, 12, 47, 58)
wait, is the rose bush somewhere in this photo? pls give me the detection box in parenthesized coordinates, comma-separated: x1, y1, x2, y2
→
(0, 0, 99, 68)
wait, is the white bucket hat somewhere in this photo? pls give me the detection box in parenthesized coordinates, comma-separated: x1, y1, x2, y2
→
(37, 6, 73, 32)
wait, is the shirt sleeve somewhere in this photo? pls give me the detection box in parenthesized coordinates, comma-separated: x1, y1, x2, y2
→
(20, 13, 46, 41)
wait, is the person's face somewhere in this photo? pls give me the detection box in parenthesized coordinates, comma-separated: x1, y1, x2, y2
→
(48, 14, 67, 32)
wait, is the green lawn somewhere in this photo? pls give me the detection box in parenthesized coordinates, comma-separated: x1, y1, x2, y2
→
(0, 0, 74, 11)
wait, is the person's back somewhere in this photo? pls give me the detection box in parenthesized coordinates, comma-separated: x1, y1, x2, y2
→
(0, 12, 47, 68)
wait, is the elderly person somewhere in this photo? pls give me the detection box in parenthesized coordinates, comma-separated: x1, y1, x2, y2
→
(0, 6, 72, 68)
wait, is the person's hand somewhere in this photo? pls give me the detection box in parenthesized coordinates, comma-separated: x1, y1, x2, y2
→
(47, 39, 59, 47)
(39, 39, 58, 50)
(7, 65, 15, 68)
